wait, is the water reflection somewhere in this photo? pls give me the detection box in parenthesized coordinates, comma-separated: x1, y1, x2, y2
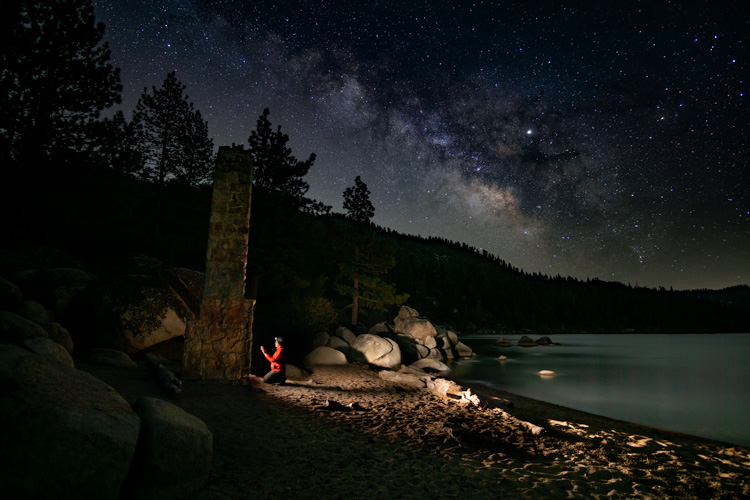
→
(449, 333, 750, 447)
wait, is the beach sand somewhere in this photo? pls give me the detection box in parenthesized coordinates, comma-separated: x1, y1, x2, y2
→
(82, 362, 750, 499)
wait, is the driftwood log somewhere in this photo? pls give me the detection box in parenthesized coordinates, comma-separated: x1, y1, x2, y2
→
(145, 353, 182, 395)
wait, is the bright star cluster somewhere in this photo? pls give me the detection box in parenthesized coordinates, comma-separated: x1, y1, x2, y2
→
(92, 0, 748, 290)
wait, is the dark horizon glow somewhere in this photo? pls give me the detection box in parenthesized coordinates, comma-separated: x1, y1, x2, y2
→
(92, 0, 748, 291)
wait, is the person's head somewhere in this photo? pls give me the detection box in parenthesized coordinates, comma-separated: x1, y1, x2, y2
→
(274, 336, 284, 347)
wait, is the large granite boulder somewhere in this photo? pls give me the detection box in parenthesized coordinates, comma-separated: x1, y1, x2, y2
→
(496, 337, 513, 347)
(303, 346, 348, 366)
(0, 344, 140, 499)
(395, 317, 438, 343)
(95, 275, 193, 353)
(349, 334, 402, 369)
(127, 397, 213, 500)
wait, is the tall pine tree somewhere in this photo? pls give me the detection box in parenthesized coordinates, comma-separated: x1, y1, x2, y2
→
(337, 177, 407, 326)
(133, 72, 214, 188)
(0, 0, 122, 165)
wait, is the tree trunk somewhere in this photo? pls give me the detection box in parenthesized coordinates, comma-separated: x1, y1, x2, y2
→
(351, 276, 359, 326)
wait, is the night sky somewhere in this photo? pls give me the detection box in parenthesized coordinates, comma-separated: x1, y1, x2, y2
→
(91, 0, 748, 290)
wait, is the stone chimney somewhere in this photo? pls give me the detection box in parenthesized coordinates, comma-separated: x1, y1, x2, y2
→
(183, 146, 254, 379)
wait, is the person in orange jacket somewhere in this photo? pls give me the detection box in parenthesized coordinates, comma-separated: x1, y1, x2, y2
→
(260, 336, 286, 384)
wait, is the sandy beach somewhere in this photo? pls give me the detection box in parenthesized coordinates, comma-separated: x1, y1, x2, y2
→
(82, 362, 750, 499)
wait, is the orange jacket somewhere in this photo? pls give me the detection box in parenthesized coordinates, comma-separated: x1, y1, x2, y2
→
(264, 346, 286, 372)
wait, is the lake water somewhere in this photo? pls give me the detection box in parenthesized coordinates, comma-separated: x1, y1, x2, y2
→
(448, 334, 750, 447)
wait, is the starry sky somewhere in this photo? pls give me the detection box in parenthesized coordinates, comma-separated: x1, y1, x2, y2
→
(91, 0, 748, 291)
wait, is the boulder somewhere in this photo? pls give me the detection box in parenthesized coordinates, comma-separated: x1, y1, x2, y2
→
(0, 310, 48, 342)
(102, 275, 192, 353)
(303, 346, 348, 366)
(0, 275, 23, 310)
(538, 370, 558, 377)
(45, 322, 74, 355)
(409, 358, 451, 374)
(414, 344, 430, 359)
(16, 300, 54, 326)
(496, 337, 513, 347)
(396, 305, 420, 321)
(392, 334, 421, 364)
(89, 348, 138, 368)
(0, 344, 140, 500)
(128, 397, 212, 500)
(498, 355, 508, 361)
(518, 335, 537, 347)
(367, 321, 391, 336)
(333, 326, 357, 344)
(349, 334, 402, 369)
(437, 336, 454, 360)
(395, 317, 438, 343)
(158, 268, 204, 317)
(312, 330, 330, 348)
(423, 335, 437, 349)
(326, 335, 350, 354)
(22, 336, 74, 368)
(536, 336, 557, 345)
(453, 341, 475, 358)
(446, 330, 459, 345)
(285, 363, 309, 381)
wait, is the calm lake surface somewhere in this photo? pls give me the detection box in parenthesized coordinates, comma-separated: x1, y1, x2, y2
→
(449, 334, 750, 447)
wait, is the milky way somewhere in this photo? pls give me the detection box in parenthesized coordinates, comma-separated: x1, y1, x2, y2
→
(92, 0, 748, 290)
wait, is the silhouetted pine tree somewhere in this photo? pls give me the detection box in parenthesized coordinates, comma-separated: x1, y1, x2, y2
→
(133, 71, 214, 188)
(0, 0, 121, 165)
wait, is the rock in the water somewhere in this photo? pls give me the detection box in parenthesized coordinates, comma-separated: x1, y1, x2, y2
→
(496, 337, 513, 347)
(349, 334, 402, 369)
(498, 355, 508, 361)
(518, 335, 538, 347)
(538, 370, 558, 377)
(536, 336, 554, 345)
(303, 346, 348, 366)
(89, 348, 137, 368)
(128, 397, 213, 500)
(0, 344, 140, 500)
(22, 336, 74, 367)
